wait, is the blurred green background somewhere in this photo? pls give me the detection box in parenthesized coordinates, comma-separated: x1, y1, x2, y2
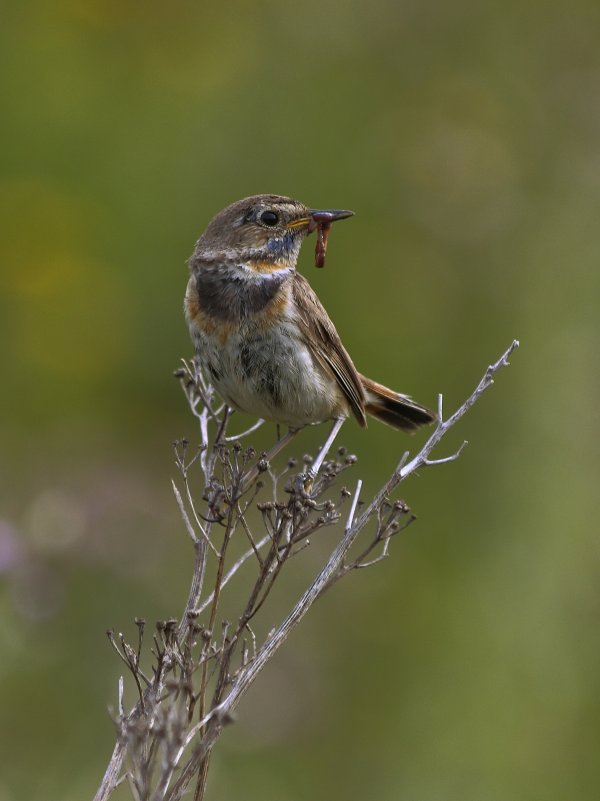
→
(1, 1, 599, 799)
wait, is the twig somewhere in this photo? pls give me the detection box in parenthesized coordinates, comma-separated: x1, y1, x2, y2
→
(93, 340, 518, 801)
(193, 534, 272, 616)
(171, 482, 198, 544)
(345, 479, 363, 533)
(224, 418, 265, 442)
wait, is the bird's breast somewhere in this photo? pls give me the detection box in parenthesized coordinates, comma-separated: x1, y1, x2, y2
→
(185, 271, 346, 425)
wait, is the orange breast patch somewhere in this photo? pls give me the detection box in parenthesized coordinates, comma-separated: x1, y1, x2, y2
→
(247, 259, 288, 274)
(254, 282, 290, 328)
(185, 286, 236, 345)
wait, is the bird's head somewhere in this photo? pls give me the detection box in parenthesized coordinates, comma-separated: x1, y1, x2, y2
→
(190, 194, 353, 269)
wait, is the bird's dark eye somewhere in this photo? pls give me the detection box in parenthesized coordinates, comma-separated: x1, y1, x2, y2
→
(260, 210, 279, 227)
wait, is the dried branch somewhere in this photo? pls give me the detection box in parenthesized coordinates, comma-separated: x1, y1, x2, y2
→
(93, 340, 519, 801)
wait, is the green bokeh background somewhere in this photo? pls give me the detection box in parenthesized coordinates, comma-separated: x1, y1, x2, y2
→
(1, 1, 599, 799)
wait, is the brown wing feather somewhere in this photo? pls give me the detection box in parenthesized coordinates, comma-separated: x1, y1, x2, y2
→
(292, 273, 367, 426)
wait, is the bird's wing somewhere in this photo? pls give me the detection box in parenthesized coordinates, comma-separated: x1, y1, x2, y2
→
(291, 272, 367, 426)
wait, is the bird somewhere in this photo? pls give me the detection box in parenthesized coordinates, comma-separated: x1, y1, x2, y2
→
(185, 194, 435, 443)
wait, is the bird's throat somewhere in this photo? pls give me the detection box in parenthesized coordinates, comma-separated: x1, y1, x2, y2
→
(193, 263, 293, 322)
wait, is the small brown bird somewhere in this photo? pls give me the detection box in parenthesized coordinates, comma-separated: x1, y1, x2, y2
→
(185, 194, 435, 442)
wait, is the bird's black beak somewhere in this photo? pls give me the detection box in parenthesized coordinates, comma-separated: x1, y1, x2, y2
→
(307, 208, 354, 233)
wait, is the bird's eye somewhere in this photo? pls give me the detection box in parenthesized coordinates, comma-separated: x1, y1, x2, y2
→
(259, 210, 279, 227)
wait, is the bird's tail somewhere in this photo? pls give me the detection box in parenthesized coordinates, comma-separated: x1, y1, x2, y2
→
(360, 374, 436, 432)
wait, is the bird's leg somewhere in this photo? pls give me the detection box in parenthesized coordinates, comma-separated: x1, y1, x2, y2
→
(240, 426, 303, 491)
(306, 417, 346, 483)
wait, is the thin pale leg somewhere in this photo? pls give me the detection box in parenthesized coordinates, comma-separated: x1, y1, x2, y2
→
(241, 427, 303, 490)
(308, 417, 346, 479)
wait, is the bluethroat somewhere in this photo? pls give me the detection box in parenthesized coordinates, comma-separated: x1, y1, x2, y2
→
(185, 194, 435, 441)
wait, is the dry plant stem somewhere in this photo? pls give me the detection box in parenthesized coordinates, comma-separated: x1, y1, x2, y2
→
(239, 425, 301, 489)
(308, 416, 346, 478)
(93, 340, 519, 801)
(224, 418, 265, 442)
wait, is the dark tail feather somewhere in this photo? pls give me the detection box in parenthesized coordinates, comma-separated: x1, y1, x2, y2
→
(360, 374, 436, 433)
